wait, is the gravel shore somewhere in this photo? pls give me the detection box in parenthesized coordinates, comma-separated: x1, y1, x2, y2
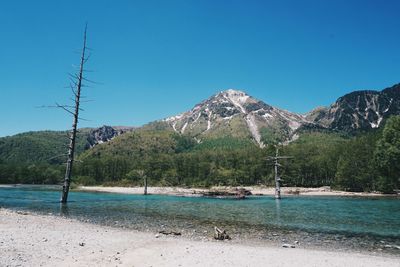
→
(78, 185, 391, 197)
(1, 209, 398, 267)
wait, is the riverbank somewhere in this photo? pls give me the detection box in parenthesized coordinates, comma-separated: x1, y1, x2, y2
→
(78, 185, 392, 197)
(1, 209, 398, 267)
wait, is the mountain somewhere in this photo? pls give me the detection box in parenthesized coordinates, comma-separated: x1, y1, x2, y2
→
(158, 89, 311, 147)
(2, 83, 400, 165)
(137, 84, 400, 146)
(306, 83, 400, 131)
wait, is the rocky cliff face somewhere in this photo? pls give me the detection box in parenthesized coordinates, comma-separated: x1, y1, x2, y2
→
(163, 89, 311, 146)
(306, 83, 400, 131)
(86, 126, 135, 148)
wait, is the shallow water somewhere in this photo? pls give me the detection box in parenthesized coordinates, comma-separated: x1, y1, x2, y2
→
(1, 185, 399, 255)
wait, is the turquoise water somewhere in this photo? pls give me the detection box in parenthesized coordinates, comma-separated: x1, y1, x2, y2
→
(1, 185, 399, 254)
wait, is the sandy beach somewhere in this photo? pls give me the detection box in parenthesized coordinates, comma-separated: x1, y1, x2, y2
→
(1, 208, 398, 267)
(78, 185, 391, 197)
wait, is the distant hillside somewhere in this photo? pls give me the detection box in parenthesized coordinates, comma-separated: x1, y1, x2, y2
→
(79, 129, 197, 161)
(0, 130, 91, 164)
(80, 127, 258, 161)
(0, 126, 134, 164)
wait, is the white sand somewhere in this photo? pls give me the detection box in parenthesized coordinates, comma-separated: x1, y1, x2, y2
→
(1, 209, 398, 267)
(78, 185, 388, 197)
(78, 185, 209, 196)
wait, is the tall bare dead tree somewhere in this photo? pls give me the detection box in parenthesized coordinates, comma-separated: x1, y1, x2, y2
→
(137, 170, 148, 195)
(267, 146, 292, 199)
(60, 25, 89, 203)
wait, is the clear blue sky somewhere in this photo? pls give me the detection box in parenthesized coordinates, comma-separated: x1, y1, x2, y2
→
(1, 0, 399, 137)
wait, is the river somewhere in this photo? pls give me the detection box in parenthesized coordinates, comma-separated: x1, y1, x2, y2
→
(1, 185, 399, 255)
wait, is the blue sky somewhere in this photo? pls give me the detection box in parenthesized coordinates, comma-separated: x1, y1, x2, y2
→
(0, 0, 399, 137)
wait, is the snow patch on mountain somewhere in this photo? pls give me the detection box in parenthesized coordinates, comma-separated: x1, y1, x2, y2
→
(383, 98, 393, 113)
(206, 110, 212, 131)
(262, 113, 273, 119)
(165, 114, 183, 122)
(245, 114, 264, 147)
(222, 89, 248, 114)
(181, 122, 188, 134)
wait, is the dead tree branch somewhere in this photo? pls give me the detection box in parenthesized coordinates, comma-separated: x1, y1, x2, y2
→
(60, 24, 89, 204)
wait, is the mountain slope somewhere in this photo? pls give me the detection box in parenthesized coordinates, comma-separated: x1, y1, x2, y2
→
(0, 130, 91, 164)
(306, 83, 400, 131)
(161, 89, 311, 146)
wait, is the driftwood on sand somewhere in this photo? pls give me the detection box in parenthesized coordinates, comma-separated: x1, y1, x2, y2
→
(159, 230, 182, 236)
(214, 227, 231, 240)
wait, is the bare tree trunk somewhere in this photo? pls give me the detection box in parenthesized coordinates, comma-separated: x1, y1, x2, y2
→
(274, 147, 281, 199)
(60, 26, 88, 204)
(268, 146, 292, 200)
(144, 175, 148, 195)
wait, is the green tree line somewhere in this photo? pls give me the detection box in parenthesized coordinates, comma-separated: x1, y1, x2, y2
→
(1, 116, 399, 193)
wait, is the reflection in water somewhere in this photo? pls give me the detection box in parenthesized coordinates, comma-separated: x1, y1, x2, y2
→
(143, 195, 149, 215)
(275, 199, 281, 223)
(59, 203, 70, 217)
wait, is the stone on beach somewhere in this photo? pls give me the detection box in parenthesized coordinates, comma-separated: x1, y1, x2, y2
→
(282, 244, 296, 248)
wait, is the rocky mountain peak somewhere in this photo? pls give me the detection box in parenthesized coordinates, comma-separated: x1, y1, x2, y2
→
(221, 88, 247, 94)
(219, 89, 248, 100)
(213, 89, 251, 114)
(307, 83, 400, 131)
(163, 89, 310, 147)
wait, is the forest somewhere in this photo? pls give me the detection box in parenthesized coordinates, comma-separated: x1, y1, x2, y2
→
(0, 116, 399, 193)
